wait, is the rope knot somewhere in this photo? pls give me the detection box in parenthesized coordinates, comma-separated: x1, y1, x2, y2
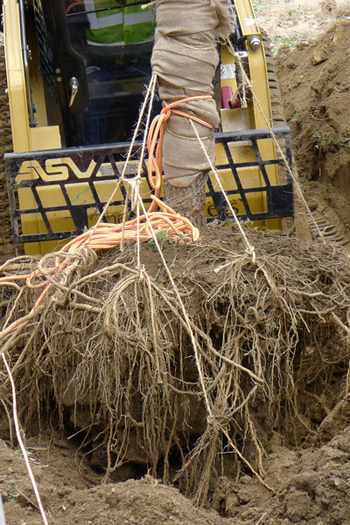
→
(246, 246, 257, 264)
(138, 264, 146, 281)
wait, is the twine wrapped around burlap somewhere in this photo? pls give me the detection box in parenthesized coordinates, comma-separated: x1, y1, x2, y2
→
(151, 0, 232, 187)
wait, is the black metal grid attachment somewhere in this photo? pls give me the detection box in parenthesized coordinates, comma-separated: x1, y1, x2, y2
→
(5, 126, 294, 245)
(207, 126, 294, 222)
(33, 0, 59, 105)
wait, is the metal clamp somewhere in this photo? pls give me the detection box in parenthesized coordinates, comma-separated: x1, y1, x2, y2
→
(69, 77, 79, 107)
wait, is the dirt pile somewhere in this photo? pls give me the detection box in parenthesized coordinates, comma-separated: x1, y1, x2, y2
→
(3, 421, 350, 524)
(0, 437, 231, 525)
(277, 20, 350, 240)
(214, 421, 350, 524)
(2, 14, 350, 525)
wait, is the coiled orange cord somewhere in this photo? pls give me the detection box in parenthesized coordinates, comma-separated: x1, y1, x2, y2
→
(0, 95, 214, 317)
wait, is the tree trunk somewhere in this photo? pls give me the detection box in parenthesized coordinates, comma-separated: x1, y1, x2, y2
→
(151, 0, 230, 230)
(163, 172, 208, 230)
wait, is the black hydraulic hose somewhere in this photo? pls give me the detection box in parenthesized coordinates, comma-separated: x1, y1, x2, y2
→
(67, 0, 152, 17)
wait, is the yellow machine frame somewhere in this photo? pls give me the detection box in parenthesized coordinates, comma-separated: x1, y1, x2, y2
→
(3, 0, 290, 255)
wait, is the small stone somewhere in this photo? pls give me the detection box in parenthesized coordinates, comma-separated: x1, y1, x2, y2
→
(312, 49, 329, 65)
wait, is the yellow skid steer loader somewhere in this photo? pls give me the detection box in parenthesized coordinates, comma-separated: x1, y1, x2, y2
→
(3, 0, 294, 255)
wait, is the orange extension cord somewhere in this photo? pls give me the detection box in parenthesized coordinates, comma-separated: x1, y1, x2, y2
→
(147, 95, 214, 212)
(0, 195, 199, 313)
(0, 96, 213, 316)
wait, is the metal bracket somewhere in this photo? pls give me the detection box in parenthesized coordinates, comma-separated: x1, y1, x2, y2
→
(5, 126, 294, 245)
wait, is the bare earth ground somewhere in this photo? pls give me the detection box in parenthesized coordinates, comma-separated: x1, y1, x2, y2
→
(253, 0, 344, 49)
(2, 2, 350, 524)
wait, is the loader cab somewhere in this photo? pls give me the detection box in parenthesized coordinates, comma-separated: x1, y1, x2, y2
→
(27, 0, 157, 147)
(3, 0, 295, 255)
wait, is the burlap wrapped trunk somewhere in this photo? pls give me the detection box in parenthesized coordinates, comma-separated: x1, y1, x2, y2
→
(151, 0, 231, 187)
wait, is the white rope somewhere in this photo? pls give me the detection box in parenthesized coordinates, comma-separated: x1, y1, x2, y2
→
(119, 73, 157, 266)
(225, 38, 325, 244)
(1, 353, 49, 525)
(136, 73, 157, 267)
(85, 73, 158, 246)
(141, 1, 156, 9)
(189, 120, 256, 263)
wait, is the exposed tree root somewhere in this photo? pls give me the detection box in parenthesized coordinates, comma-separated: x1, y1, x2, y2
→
(1, 225, 350, 504)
